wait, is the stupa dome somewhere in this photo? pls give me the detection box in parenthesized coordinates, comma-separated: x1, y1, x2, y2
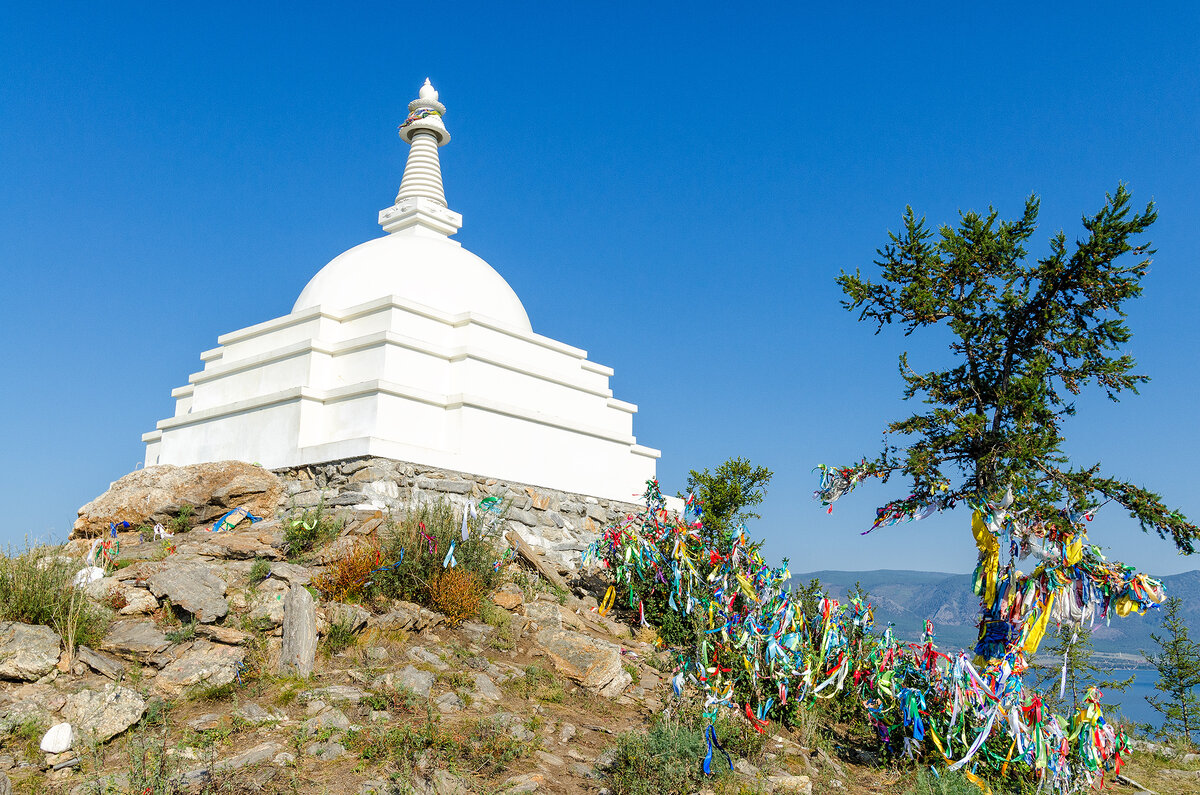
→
(142, 79, 659, 503)
(292, 233, 532, 331)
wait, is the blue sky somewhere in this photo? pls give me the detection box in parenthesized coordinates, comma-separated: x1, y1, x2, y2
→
(2, 2, 1198, 576)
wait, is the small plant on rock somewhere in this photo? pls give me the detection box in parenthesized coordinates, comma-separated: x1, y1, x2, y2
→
(169, 504, 195, 534)
(248, 558, 271, 585)
(320, 617, 358, 658)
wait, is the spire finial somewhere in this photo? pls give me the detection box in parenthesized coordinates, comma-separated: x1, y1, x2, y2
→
(379, 80, 462, 238)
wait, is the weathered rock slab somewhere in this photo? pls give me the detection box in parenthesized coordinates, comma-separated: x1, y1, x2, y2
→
(75, 646, 125, 680)
(367, 601, 444, 632)
(62, 684, 146, 743)
(382, 665, 434, 698)
(298, 685, 368, 706)
(535, 628, 624, 692)
(279, 585, 317, 676)
(73, 461, 282, 538)
(147, 563, 228, 623)
(153, 640, 245, 696)
(473, 672, 503, 701)
(247, 578, 290, 627)
(0, 622, 61, 681)
(100, 620, 169, 662)
(326, 603, 370, 633)
(117, 587, 159, 616)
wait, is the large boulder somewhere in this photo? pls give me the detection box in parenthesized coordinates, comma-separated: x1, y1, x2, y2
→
(147, 563, 228, 623)
(73, 461, 283, 539)
(247, 578, 290, 627)
(63, 684, 146, 743)
(535, 628, 627, 695)
(0, 622, 61, 681)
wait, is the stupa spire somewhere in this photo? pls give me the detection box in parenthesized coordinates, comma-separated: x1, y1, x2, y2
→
(379, 79, 463, 238)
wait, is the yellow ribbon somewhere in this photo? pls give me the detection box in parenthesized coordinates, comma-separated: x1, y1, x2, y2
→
(599, 585, 616, 616)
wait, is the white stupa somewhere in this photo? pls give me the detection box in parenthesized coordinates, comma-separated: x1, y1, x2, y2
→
(142, 80, 659, 501)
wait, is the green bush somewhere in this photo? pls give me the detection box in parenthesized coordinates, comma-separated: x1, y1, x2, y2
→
(320, 618, 357, 657)
(373, 500, 502, 617)
(169, 504, 195, 534)
(605, 717, 716, 795)
(284, 501, 342, 557)
(0, 543, 110, 649)
(905, 768, 1017, 795)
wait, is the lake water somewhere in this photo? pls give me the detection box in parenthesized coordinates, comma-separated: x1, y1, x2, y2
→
(1103, 669, 1161, 729)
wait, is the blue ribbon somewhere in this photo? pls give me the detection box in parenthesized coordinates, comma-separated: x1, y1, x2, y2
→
(702, 724, 732, 776)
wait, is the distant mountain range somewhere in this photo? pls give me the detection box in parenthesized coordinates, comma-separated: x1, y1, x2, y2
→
(794, 569, 1200, 656)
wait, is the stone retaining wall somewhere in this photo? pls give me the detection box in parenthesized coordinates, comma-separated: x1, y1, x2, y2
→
(273, 457, 645, 574)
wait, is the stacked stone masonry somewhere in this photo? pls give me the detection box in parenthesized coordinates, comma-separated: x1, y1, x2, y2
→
(273, 457, 643, 574)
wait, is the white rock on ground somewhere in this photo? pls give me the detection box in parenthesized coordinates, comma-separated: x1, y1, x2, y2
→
(40, 723, 74, 753)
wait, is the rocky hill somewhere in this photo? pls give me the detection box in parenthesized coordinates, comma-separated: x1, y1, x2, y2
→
(0, 461, 1192, 794)
(0, 461, 826, 795)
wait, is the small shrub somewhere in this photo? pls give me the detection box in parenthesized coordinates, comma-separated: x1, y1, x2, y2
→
(367, 682, 419, 714)
(606, 717, 712, 795)
(458, 716, 532, 772)
(125, 715, 184, 795)
(169, 505, 195, 534)
(904, 769, 998, 795)
(320, 618, 358, 658)
(373, 500, 502, 613)
(427, 568, 486, 626)
(248, 558, 271, 585)
(104, 587, 128, 612)
(284, 501, 342, 557)
(166, 620, 197, 644)
(190, 681, 235, 702)
(13, 718, 46, 761)
(312, 539, 381, 603)
(502, 664, 564, 703)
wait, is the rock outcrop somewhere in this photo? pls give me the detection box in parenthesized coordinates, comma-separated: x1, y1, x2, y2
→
(0, 622, 61, 681)
(154, 640, 246, 697)
(279, 585, 317, 676)
(535, 628, 629, 697)
(62, 684, 145, 743)
(73, 461, 283, 538)
(147, 562, 229, 623)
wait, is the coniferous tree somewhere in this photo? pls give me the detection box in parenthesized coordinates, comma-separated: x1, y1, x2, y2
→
(1143, 596, 1200, 747)
(837, 186, 1197, 551)
(684, 457, 773, 544)
(1034, 623, 1132, 715)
